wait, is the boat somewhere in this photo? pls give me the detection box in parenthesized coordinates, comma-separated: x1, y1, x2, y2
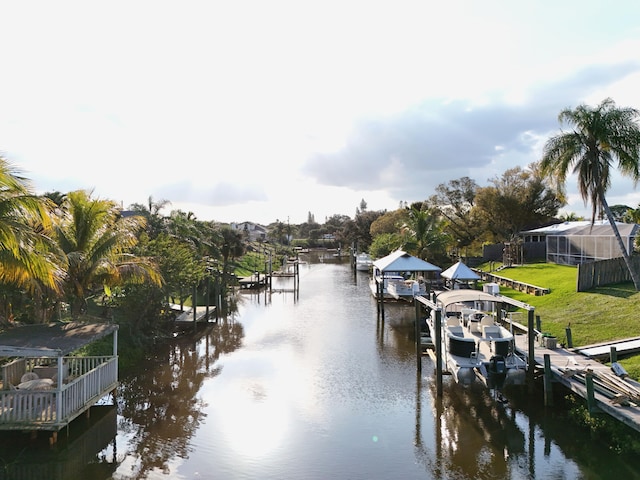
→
(370, 273, 427, 299)
(427, 290, 527, 389)
(355, 252, 373, 271)
(369, 250, 441, 300)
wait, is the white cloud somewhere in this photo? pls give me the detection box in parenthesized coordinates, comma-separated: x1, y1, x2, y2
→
(2, 1, 640, 224)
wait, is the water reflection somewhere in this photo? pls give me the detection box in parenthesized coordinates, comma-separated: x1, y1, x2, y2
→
(113, 318, 244, 478)
(0, 405, 117, 480)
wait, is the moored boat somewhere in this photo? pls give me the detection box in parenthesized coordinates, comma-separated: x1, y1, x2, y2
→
(427, 290, 528, 389)
(355, 252, 373, 271)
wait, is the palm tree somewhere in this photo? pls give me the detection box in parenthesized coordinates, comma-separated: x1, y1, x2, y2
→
(401, 205, 449, 261)
(54, 190, 162, 318)
(540, 98, 640, 290)
(0, 158, 61, 293)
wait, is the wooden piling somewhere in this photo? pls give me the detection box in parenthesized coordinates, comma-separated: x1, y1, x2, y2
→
(586, 373, 599, 414)
(434, 308, 442, 397)
(543, 354, 553, 406)
(415, 298, 422, 373)
(527, 309, 536, 390)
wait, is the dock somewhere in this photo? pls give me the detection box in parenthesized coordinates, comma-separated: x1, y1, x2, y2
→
(171, 305, 215, 327)
(414, 292, 640, 434)
(238, 274, 267, 289)
(513, 332, 640, 433)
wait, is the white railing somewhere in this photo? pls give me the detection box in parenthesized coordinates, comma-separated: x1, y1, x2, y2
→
(0, 355, 117, 428)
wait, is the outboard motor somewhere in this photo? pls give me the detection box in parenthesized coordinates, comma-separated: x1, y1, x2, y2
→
(488, 355, 507, 389)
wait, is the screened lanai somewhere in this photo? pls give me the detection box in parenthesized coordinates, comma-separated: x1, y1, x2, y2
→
(521, 220, 639, 266)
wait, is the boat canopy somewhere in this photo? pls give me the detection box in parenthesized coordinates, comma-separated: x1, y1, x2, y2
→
(440, 261, 480, 281)
(372, 250, 441, 273)
(435, 290, 501, 308)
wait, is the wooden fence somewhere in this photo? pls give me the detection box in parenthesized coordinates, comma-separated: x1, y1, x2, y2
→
(577, 255, 640, 291)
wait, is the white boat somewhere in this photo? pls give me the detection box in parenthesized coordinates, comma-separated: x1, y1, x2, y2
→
(427, 290, 527, 389)
(386, 277, 427, 299)
(355, 252, 373, 271)
(369, 250, 441, 300)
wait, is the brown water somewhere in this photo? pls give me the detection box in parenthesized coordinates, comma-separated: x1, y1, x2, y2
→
(1, 260, 638, 479)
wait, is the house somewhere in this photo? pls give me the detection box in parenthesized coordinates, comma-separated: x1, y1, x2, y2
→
(520, 220, 640, 266)
(230, 222, 267, 242)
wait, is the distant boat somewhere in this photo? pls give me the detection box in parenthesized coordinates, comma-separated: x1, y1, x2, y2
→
(355, 252, 373, 271)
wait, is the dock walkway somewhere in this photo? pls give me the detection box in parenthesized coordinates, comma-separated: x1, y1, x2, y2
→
(171, 305, 215, 326)
(513, 334, 640, 433)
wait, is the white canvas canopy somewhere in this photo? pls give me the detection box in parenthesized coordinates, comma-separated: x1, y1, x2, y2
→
(440, 261, 480, 281)
(372, 250, 441, 273)
(435, 289, 499, 308)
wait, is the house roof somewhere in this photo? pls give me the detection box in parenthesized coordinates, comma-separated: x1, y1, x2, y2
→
(0, 321, 118, 357)
(373, 250, 441, 273)
(521, 220, 639, 237)
(440, 261, 481, 281)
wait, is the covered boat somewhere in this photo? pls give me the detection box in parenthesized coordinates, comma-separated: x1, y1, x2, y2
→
(427, 289, 528, 388)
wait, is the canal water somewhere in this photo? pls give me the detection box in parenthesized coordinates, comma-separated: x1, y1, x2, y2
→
(0, 260, 638, 479)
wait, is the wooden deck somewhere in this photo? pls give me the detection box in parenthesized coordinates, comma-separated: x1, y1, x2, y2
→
(172, 305, 215, 326)
(0, 322, 118, 436)
(0, 355, 117, 431)
(238, 274, 267, 288)
(513, 333, 640, 433)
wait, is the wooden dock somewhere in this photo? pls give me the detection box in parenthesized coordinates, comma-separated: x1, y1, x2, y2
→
(238, 274, 267, 289)
(513, 333, 640, 433)
(172, 305, 215, 327)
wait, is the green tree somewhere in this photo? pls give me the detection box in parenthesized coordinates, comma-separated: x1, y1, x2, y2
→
(400, 204, 449, 262)
(0, 162, 62, 324)
(369, 232, 403, 259)
(540, 98, 640, 290)
(475, 164, 561, 242)
(128, 195, 171, 239)
(428, 177, 484, 254)
(0, 160, 61, 293)
(54, 190, 162, 318)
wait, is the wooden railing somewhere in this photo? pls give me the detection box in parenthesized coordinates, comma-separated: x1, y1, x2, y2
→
(0, 355, 117, 429)
(2, 358, 26, 389)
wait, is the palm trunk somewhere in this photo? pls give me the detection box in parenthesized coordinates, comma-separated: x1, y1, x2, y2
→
(602, 198, 640, 290)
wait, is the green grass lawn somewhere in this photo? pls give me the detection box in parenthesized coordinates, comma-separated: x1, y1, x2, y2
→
(477, 262, 640, 378)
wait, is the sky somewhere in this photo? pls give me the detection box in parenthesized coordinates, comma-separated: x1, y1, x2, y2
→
(2, 1, 640, 226)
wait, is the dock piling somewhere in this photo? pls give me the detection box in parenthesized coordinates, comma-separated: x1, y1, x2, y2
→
(543, 354, 553, 406)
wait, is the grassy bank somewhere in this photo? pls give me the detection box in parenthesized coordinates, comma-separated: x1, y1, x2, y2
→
(478, 262, 640, 378)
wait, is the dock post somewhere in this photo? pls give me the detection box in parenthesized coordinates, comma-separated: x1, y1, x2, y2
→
(610, 346, 617, 363)
(535, 315, 541, 332)
(206, 275, 210, 322)
(565, 327, 573, 348)
(193, 284, 197, 324)
(585, 373, 599, 414)
(415, 298, 422, 373)
(435, 308, 443, 397)
(543, 354, 553, 406)
(527, 309, 536, 389)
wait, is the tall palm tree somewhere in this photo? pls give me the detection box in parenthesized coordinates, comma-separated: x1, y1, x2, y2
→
(54, 190, 162, 318)
(540, 98, 640, 290)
